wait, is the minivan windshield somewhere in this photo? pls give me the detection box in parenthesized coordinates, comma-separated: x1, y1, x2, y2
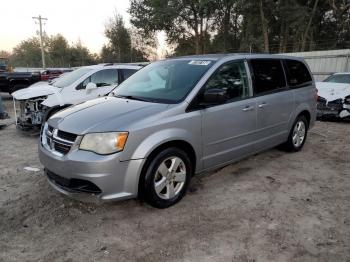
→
(115, 59, 215, 103)
(53, 68, 92, 88)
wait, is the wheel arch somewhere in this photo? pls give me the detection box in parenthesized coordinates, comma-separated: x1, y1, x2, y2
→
(136, 138, 197, 197)
(290, 102, 315, 131)
(297, 110, 311, 126)
(43, 104, 72, 122)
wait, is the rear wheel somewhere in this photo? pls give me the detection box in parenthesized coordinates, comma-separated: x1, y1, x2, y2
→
(283, 115, 308, 152)
(141, 147, 192, 208)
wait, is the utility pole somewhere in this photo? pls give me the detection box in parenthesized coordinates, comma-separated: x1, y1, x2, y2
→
(32, 15, 47, 69)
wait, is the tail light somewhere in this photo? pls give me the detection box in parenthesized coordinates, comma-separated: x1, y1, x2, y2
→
(315, 88, 318, 101)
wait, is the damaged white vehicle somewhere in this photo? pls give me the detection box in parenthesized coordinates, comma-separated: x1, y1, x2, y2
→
(316, 73, 350, 119)
(12, 64, 142, 131)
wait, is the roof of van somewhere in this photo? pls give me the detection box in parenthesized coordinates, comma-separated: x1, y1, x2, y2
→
(170, 53, 304, 61)
(82, 63, 143, 70)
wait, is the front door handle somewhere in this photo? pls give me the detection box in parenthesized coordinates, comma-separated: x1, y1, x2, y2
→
(258, 102, 268, 109)
(242, 106, 254, 112)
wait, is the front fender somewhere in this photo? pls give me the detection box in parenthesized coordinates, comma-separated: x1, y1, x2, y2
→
(126, 128, 201, 170)
(41, 92, 64, 107)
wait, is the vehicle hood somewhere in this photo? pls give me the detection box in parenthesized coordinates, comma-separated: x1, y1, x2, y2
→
(12, 82, 60, 100)
(49, 97, 170, 134)
(316, 82, 350, 101)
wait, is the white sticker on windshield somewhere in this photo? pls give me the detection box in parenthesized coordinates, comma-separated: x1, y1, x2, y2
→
(188, 60, 211, 66)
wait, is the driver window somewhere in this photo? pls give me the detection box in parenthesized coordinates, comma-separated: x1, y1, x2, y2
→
(91, 69, 118, 87)
(77, 69, 119, 90)
(204, 61, 250, 102)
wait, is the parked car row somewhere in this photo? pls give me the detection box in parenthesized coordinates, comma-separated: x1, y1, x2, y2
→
(12, 64, 142, 131)
(0, 68, 72, 94)
(316, 72, 350, 119)
(40, 69, 73, 81)
(27, 54, 316, 208)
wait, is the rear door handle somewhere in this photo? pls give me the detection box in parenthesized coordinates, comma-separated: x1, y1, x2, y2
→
(242, 106, 254, 112)
(258, 102, 268, 108)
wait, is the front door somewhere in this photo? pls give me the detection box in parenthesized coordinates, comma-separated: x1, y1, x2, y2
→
(200, 60, 258, 169)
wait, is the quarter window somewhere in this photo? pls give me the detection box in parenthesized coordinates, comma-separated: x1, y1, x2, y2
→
(250, 59, 286, 94)
(284, 60, 312, 87)
(122, 69, 137, 81)
(203, 61, 250, 102)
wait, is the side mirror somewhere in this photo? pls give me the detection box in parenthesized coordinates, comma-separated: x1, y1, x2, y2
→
(203, 89, 227, 104)
(86, 82, 97, 92)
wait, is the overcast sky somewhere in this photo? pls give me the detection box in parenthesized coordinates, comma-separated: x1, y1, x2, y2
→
(0, 0, 166, 54)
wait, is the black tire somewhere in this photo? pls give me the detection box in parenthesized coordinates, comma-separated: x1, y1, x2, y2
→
(141, 147, 192, 208)
(283, 115, 309, 152)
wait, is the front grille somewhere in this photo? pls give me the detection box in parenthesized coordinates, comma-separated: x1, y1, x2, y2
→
(44, 125, 78, 155)
(46, 170, 102, 194)
(54, 143, 71, 154)
(57, 130, 77, 142)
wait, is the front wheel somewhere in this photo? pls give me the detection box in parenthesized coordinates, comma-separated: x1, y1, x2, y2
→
(141, 147, 192, 208)
(283, 115, 309, 152)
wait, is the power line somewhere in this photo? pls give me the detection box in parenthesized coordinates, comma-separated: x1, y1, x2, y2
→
(32, 15, 48, 69)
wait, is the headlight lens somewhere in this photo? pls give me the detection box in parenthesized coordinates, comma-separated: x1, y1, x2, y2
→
(345, 96, 350, 104)
(79, 132, 128, 155)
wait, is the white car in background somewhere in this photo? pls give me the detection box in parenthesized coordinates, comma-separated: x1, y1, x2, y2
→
(12, 64, 143, 131)
(316, 72, 350, 119)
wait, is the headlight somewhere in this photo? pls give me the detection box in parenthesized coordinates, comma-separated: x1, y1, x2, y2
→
(345, 96, 350, 104)
(79, 132, 128, 155)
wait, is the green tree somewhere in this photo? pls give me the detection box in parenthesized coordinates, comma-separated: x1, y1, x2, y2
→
(47, 34, 70, 67)
(10, 37, 42, 67)
(101, 13, 132, 62)
(130, 0, 216, 55)
(130, 27, 158, 61)
(210, 0, 242, 53)
(69, 40, 96, 67)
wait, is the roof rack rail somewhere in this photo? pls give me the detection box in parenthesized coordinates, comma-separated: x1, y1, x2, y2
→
(100, 62, 151, 67)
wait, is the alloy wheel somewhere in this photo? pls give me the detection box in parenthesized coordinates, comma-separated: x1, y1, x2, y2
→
(292, 121, 306, 148)
(154, 156, 186, 200)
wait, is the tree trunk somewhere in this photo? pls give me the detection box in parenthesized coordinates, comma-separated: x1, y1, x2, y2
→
(200, 17, 204, 54)
(259, 0, 269, 53)
(222, 1, 231, 52)
(194, 29, 200, 55)
(279, 22, 289, 53)
(301, 0, 319, 51)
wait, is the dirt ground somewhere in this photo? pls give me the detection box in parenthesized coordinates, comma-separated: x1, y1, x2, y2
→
(0, 92, 349, 262)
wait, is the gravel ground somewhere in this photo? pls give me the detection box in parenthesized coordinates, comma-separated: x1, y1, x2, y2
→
(0, 92, 349, 262)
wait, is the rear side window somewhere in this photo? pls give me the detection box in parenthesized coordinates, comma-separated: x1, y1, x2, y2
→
(250, 59, 286, 94)
(122, 69, 137, 81)
(284, 60, 312, 87)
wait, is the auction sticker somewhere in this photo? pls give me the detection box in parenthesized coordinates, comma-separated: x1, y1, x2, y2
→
(188, 60, 211, 66)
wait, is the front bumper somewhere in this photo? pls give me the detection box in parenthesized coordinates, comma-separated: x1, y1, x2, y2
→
(317, 98, 350, 119)
(39, 142, 145, 202)
(13, 99, 47, 131)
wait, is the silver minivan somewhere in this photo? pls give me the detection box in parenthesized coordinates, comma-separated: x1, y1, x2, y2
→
(39, 54, 317, 208)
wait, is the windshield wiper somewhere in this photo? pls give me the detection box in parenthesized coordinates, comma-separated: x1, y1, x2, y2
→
(115, 95, 154, 102)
